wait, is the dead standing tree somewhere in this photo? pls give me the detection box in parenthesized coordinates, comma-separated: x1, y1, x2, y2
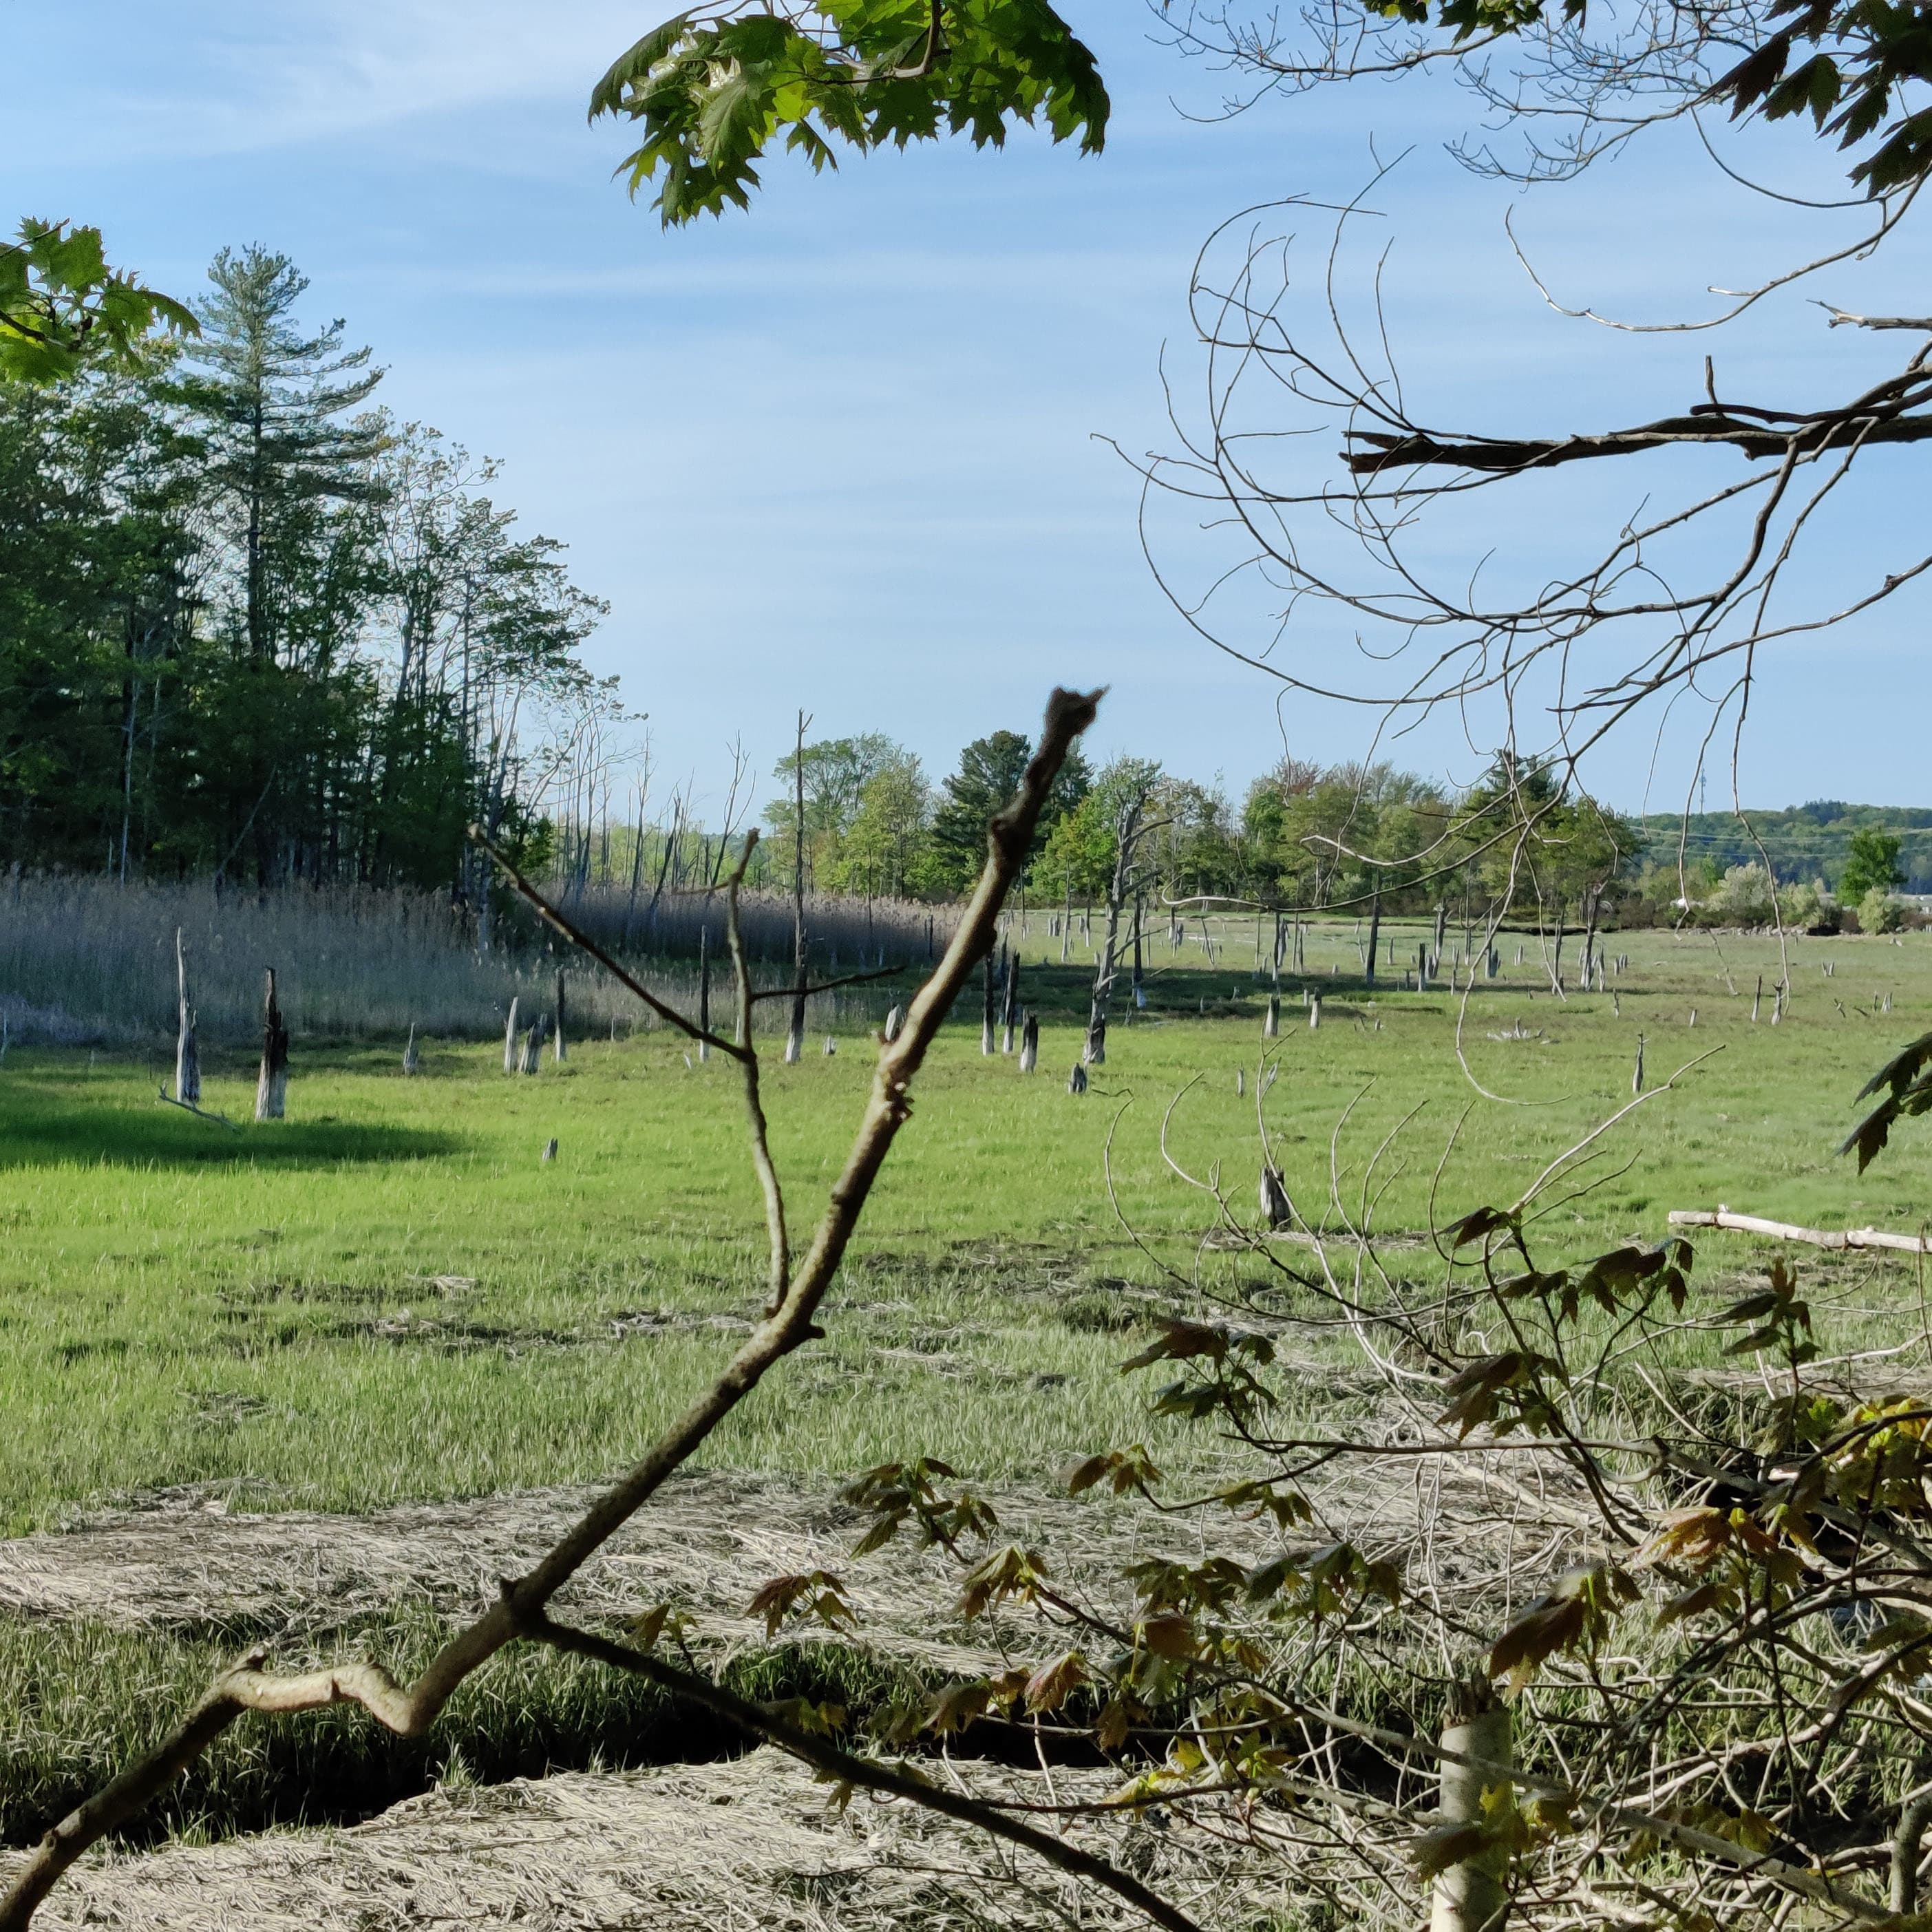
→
(786, 708, 810, 1065)
(0, 688, 1159, 1932)
(172, 928, 198, 1106)
(1084, 793, 1158, 1065)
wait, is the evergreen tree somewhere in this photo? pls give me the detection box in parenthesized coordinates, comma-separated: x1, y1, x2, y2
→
(930, 730, 1089, 892)
(167, 246, 387, 883)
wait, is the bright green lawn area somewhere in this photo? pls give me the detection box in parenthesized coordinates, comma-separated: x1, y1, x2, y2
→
(2, 916, 1929, 1533)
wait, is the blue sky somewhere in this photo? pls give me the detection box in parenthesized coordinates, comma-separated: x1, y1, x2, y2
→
(12, 2, 1931, 822)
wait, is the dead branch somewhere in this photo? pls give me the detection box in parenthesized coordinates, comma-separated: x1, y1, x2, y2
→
(747, 962, 908, 1001)
(153, 1087, 239, 1132)
(469, 825, 743, 1061)
(0, 687, 1104, 1932)
(1345, 406, 1932, 473)
(1668, 1206, 1932, 1254)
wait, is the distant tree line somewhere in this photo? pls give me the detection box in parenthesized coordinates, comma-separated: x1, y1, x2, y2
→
(741, 730, 1637, 932)
(1635, 803, 1932, 897)
(0, 244, 611, 904)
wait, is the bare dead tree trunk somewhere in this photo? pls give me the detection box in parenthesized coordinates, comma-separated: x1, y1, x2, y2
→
(1580, 885, 1602, 994)
(554, 970, 568, 1064)
(1260, 1165, 1292, 1229)
(403, 1022, 420, 1075)
(981, 950, 997, 1054)
(1432, 902, 1448, 961)
(1363, 886, 1382, 991)
(789, 709, 809, 1063)
(1264, 994, 1280, 1039)
(1001, 949, 1020, 1052)
(1132, 893, 1145, 1008)
(254, 969, 288, 1122)
(173, 928, 199, 1105)
(1085, 798, 1145, 1065)
(521, 1015, 543, 1075)
(503, 996, 520, 1074)
(698, 925, 711, 1064)
(1019, 1011, 1038, 1072)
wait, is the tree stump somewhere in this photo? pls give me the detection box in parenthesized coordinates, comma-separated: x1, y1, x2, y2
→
(1260, 1165, 1293, 1230)
(1068, 1061, 1088, 1095)
(883, 1004, 904, 1043)
(254, 968, 289, 1122)
(1019, 1012, 1038, 1073)
(502, 996, 521, 1074)
(1431, 1679, 1514, 1932)
(554, 970, 568, 1063)
(403, 1022, 421, 1075)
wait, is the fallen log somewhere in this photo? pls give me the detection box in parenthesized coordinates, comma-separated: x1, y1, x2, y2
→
(1668, 1207, 1932, 1255)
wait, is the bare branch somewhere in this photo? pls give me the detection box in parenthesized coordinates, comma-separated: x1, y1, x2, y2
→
(522, 1613, 1207, 1932)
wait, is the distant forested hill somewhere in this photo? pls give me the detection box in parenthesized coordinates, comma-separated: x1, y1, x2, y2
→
(1635, 804, 1932, 893)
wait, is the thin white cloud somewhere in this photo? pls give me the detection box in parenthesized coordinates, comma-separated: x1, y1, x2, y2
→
(20, 0, 642, 160)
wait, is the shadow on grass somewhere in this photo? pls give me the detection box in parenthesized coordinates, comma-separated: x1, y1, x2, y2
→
(0, 1085, 461, 1171)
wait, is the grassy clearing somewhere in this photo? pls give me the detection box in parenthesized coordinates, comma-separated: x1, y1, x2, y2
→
(2, 915, 1929, 1531)
(3, 913, 1932, 1851)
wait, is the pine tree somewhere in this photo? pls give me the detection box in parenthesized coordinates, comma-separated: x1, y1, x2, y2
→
(167, 246, 386, 882)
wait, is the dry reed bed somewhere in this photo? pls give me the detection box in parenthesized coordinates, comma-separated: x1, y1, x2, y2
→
(0, 878, 959, 1046)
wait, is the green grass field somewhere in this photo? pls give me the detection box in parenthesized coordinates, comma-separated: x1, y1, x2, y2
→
(4, 914, 1929, 1536)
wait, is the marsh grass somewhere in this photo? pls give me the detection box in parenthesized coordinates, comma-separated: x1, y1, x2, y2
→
(2, 917, 1929, 1527)
(0, 874, 957, 1046)
(4, 915, 1932, 1851)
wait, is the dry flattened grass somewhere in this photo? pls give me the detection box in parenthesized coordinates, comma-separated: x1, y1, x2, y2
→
(23, 1748, 1261, 1932)
(0, 1441, 1593, 1671)
(0, 1468, 1213, 1679)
